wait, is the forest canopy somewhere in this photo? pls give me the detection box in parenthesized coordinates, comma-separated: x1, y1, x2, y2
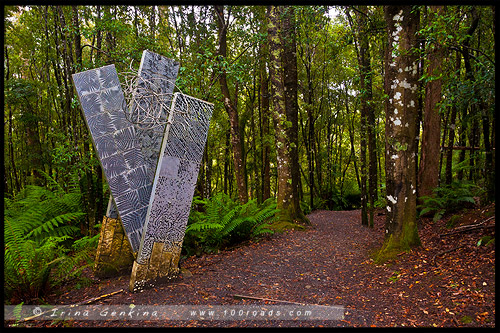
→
(4, 5, 495, 250)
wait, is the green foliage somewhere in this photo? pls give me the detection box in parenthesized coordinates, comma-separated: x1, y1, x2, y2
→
(328, 188, 349, 210)
(446, 214, 461, 229)
(387, 270, 401, 283)
(476, 236, 494, 247)
(4, 176, 98, 303)
(460, 315, 474, 324)
(183, 193, 279, 256)
(300, 200, 312, 215)
(4, 6, 496, 285)
(418, 180, 481, 222)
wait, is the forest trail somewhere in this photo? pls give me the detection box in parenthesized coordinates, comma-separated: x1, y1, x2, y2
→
(42, 207, 494, 328)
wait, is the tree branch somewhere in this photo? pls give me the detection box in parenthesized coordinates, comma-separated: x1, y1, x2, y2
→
(432, 245, 466, 266)
(439, 216, 495, 237)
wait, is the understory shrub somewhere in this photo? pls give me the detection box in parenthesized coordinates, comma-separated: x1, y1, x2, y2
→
(417, 180, 483, 222)
(4, 175, 99, 303)
(183, 193, 278, 256)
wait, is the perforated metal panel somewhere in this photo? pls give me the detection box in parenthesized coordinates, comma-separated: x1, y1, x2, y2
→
(137, 93, 214, 263)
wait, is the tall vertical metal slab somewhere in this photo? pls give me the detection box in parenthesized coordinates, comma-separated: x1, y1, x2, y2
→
(72, 50, 179, 253)
(129, 93, 213, 291)
(106, 50, 179, 220)
(73, 64, 144, 252)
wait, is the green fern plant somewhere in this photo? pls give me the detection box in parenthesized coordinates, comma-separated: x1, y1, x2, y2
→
(4, 175, 96, 303)
(418, 180, 481, 222)
(184, 194, 278, 255)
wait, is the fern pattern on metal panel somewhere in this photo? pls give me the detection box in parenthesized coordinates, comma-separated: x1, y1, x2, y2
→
(73, 65, 143, 251)
(106, 50, 179, 219)
(74, 51, 212, 266)
(73, 51, 179, 253)
(137, 93, 214, 264)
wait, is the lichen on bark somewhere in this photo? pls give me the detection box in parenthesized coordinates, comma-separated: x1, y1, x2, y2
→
(379, 6, 421, 261)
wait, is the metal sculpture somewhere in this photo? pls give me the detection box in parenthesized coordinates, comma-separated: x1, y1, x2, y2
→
(130, 93, 213, 291)
(72, 50, 213, 290)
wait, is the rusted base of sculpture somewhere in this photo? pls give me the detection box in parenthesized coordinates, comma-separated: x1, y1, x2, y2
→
(94, 216, 135, 278)
(129, 242, 182, 292)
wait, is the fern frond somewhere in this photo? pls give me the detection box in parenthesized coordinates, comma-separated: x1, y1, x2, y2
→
(25, 212, 84, 240)
(192, 196, 208, 206)
(222, 216, 251, 236)
(262, 197, 278, 207)
(186, 221, 224, 233)
(252, 223, 275, 236)
(4, 178, 87, 302)
(72, 234, 100, 251)
(67, 171, 82, 194)
(253, 207, 279, 225)
(418, 207, 437, 217)
(239, 199, 258, 216)
(38, 169, 66, 196)
(4, 196, 13, 209)
(432, 209, 446, 222)
(220, 206, 240, 228)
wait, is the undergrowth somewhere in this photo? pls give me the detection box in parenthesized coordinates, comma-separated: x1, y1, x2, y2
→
(417, 180, 483, 222)
(183, 193, 279, 256)
(4, 172, 99, 304)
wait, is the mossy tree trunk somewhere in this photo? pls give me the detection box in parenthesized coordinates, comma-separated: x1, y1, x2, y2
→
(282, 6, 310, 225)
(266, 5, 310, 226)
(379, 6, 421, 260)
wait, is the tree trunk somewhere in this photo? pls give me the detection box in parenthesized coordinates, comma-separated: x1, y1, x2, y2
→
(460, 8, 480, 182)
(214, 5, 248, 204)
(418, 6, 445, 200)
(267, 5, 309, 225)
(95, 6, 102, 64)
(24, 101, 44, 186)
(104, 6, 116, 64)
(379, 6, 421, 260)
(348, 6, 377, 227)
(351, 7, 368, 226)
(346, 89, 361, 190)
(281, 6, 309, 225)
(258, 8, 271, 202)
(224, 129, 230, 195)
(5, 48, 20, 194)
(260, 58, 271, 202)
(445, 51, 461, 184)
(305, 66, 315, 210)
(365, 48, 378, 228)
(72, 6, 82, 70)
(150, 6, 156, 40)
(7, 103, 20, 194)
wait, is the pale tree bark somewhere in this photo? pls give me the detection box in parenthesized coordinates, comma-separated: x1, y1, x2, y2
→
(267, 5, 309, 225)
(418, 6, 445, 200)
(380, 6, 421, 259)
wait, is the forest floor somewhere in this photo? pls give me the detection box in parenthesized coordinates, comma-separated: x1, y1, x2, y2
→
(10, 203, 495, 328)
